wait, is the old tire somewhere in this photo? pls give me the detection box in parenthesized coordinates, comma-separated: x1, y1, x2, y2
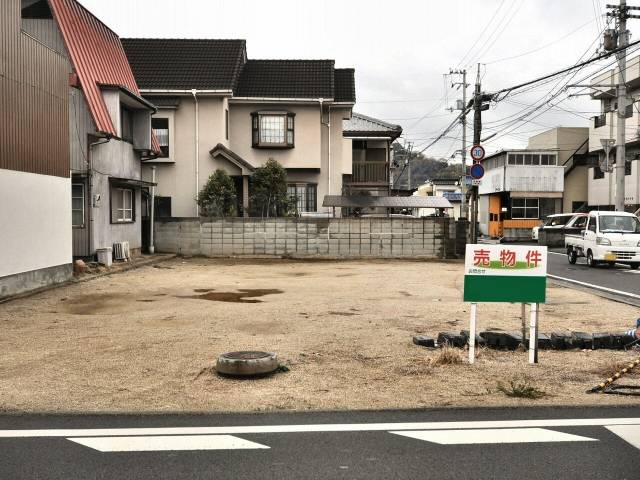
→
(567, 248, 577, 265)
(586, 250, 598, 268)
(630, 263, 640, 270)
(216, 351, 278, 376)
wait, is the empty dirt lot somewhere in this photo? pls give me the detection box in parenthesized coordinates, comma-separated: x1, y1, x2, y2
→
(0, 257, 638, 413)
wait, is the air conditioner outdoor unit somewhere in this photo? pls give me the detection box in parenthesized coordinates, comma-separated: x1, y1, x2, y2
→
(113, 241, 130, 261)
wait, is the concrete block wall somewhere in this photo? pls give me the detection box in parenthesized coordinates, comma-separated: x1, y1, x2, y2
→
(154, 217, 467, 259)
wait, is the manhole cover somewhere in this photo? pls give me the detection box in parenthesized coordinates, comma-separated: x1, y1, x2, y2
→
(216, 351, 278, 376)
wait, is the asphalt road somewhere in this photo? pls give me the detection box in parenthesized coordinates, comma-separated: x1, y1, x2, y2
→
(2, 407, 640, 479)
(546, 248, 640, 306)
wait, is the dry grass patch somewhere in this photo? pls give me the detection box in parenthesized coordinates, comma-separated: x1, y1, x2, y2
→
(431, 345, 464, 366)
(497, 376, 546, 399)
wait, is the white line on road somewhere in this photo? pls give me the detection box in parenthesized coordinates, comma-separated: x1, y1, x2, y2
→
(1, 418, 640, 438)
(547, 274, 640, 299)
(605, 425, 640, 451)
(391, 428, 597, 445)
(68, 435, 269, 452)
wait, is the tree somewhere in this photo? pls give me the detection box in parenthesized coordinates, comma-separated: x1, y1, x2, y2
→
(197, 169, 237, 217)
(249, 158, 294, 217)
(392, 142, 465, 189)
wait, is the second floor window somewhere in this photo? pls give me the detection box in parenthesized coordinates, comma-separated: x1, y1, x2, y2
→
(152, 118, 170, 157)
(252, 112, 295, 148)
(120, 106, 133, 143)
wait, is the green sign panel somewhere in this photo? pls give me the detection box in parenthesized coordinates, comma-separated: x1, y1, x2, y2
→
(463, 244, 547, 303)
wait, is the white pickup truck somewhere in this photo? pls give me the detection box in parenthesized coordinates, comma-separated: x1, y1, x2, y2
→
(565, 211, 640, 269)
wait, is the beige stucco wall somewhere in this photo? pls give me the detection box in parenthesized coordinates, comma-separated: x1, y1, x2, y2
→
(527, 127, 588, 166)
(528, 127, 589, 212)
(563, 165, 588, 212)
(144, 98, 350, 216)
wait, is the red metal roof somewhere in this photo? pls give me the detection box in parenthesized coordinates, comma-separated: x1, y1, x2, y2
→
(48, 0, 159, 153)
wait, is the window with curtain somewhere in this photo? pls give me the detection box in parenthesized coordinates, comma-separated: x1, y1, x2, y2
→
(152, 118, 169, 157)
(251, 112, 295, 147)
(111, 187, 134, 223)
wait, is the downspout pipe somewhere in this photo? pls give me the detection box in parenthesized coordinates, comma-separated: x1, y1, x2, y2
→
(149, 165, 156, 254)
(192, 89, 200, 217)
(320, 99, 331, 209)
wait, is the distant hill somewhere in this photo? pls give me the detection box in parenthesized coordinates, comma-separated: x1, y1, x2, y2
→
(392, 142, 464, 189)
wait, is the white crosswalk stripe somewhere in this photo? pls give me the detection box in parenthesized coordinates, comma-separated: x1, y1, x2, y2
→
(67, 434, 269, 452)
(390, 428, 597, 445)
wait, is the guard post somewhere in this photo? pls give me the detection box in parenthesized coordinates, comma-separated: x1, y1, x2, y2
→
(463, 244, 547, 364)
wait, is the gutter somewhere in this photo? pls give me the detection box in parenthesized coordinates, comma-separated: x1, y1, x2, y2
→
(140, 89, 233, 96)
(230, 97, 336, 104)
(192, 89, 200, 217)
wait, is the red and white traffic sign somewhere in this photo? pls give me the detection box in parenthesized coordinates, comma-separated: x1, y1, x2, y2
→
(470, 145, 485, 162)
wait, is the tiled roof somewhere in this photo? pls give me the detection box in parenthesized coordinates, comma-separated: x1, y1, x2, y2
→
(334, 68, 355, 102)
(235, 60, 335, 99)
(48, 0, 145, 136)
(343, 112, 402, 139)
(121, 39, 247, 90)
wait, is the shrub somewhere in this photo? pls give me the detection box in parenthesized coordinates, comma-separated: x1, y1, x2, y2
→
(197, 169, 237, 217)
(249, 158, 295, 217)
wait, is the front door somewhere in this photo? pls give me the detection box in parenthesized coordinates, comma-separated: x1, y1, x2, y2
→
(488, 194, 503, 238)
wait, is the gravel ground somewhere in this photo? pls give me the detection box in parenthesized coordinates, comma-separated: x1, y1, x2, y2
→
(0, 257, 638, 413)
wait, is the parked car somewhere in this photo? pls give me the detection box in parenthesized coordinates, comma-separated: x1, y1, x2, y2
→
(532, 213, 578, 240)
(565, 211, 640, 269)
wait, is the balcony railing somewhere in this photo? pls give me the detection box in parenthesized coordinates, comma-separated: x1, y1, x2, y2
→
(347, 161, 389, 184)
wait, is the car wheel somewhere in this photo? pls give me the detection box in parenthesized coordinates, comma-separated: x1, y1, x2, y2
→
(567, 248, 577, 265)
(630, 263, 640, 270)
(587, 250, 598, 268)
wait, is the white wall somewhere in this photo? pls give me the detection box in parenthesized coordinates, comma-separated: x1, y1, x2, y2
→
(0, 169, 72, 277)
(588, 161, 640, 207)
(505, 166, 564, 192)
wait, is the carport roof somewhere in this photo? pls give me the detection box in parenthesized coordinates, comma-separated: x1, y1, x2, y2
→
(322, 195, 453, 208)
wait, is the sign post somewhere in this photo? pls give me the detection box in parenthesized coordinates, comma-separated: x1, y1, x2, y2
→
(463, 244, 547, 364)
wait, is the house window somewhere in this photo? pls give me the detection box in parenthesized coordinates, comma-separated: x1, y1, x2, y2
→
(120, 105, 133, 143)
(72, 183, 85, 227)
(154, 196, 172, 217)
(251, 112, 295, 148)
(111, 187, 134, 223)
(593, 164, 605, 180)
(152, 118, 169, 157)
(225, 109, 229, 140)
(287, 184, 317, 212)
(511, 198, 539, 219)
(625, 160, 632, 176)
(508, 154, 524, 165)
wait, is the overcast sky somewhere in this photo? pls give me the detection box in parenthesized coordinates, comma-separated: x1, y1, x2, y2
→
(79, 0, 618, 159)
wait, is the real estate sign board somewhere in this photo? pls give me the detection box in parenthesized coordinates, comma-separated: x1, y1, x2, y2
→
(463, 244, 547, 303)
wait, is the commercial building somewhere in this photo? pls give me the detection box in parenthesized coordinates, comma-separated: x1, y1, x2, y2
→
(588, 54, 640, 212)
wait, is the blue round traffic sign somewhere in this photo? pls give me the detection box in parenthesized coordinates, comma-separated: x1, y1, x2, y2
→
(470, 163, 485, 179)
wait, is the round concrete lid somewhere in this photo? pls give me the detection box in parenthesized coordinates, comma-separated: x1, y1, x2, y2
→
(216, 351, 278, 376)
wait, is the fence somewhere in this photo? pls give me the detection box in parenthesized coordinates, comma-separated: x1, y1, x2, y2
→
(154, 217, 469, 259)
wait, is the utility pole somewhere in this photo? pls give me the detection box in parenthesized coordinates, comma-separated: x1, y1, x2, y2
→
(615, 0, 629, 211)
(471, 64, 482, 242)
(450, 69, 468, 219)
(607, 0, 640, 210)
